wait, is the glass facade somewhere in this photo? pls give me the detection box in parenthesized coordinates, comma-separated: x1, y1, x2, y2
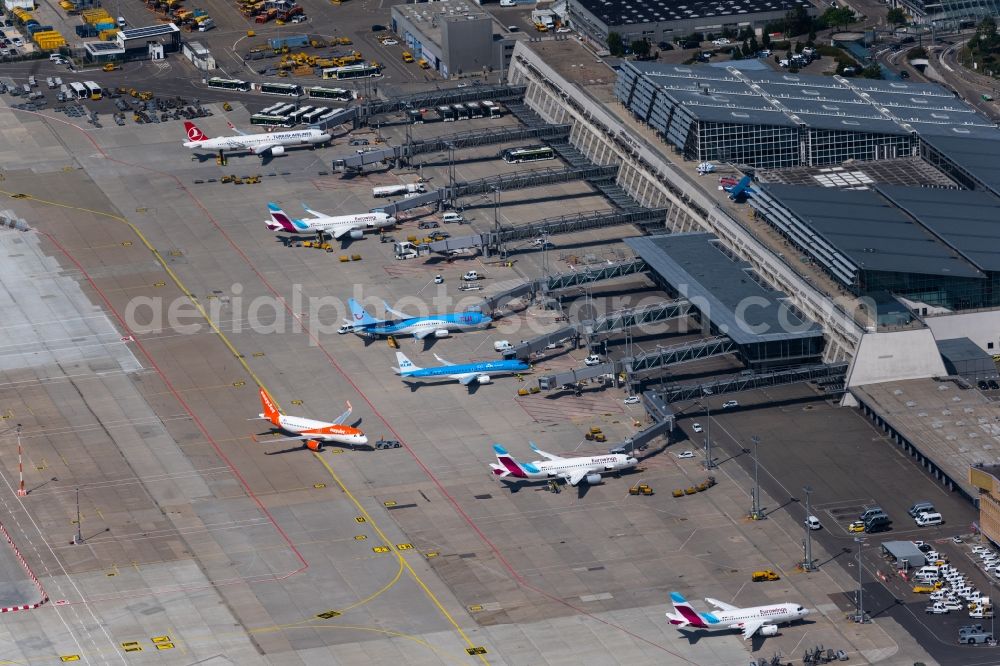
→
(698, 122, 800, 168)
(858, 270, 999, 311)
(806, 128, 914, 166)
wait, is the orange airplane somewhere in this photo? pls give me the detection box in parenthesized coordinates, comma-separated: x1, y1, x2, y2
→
(257, 388, 367, 450)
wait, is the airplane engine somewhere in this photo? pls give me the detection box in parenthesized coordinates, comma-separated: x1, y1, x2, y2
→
(349, 229, 364, 240)
(758, 625, 779, 637)
(305, 439, 323, 452)
(476, 375, 491, 384)
(434, 329, 450, 338)
(585, 473, 602, 485)
(270, 145, 286, 156)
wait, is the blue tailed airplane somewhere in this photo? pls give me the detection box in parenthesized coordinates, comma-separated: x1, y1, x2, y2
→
(344, 298, 491, 340)
(393, 351, 530, 386)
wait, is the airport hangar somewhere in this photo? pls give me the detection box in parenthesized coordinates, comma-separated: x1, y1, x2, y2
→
(567, 0, 816, 47)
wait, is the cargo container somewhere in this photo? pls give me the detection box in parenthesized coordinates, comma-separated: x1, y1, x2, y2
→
(267, 34, 309, 49)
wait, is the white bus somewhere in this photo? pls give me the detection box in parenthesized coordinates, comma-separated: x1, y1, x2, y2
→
(207, 77, 251, 92)
(287, 106, 313, 124)
(321, 64, 382, 80)
(502, 146, 555, 164)
(258, 82, 303, 97)
(302, 107, 329, 123)
(307, 86, 354, 101)
(69, 81, 88, 98)
(83, 81, 102, 100)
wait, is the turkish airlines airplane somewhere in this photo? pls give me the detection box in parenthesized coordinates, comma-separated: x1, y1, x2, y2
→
(183, 121, 331, 157)
(490, 442, 637, 486)
(667, 592, 810, 640)
(265, 202, 395, 240)
(256, 388, 367, 450)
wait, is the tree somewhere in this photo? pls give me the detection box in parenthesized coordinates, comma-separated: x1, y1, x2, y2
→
(607, 32, 625, 56)
(978, 15, 997, 38)
(794, 40, 804, 53)
(886, 8, 907, 25)
(862, 63, 883, 78)
(785, 6, 811, 35)
(822, 6, 856, 30)
(762, 32, 771, 47)
(630, 38, 651, 59)
(749, 35, 759, 53)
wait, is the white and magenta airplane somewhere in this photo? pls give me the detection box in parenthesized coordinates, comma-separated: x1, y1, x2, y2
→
(256, 388, 367, 450)
(490, 442, 637, 487)
(183, 121, 330, 158)
(265, 202, 395, 240)
(666, 592, 810, 640)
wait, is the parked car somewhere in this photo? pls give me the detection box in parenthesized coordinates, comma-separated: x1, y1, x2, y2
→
(461, 270, 480, 281)
(584, 354, 602, 366)
(805, 515, 822, 530)
(848, 521, 865, 533)
(624, 396, 640, 405)
(691, 423, 703, 434)
(349, 138, 369, 146)
(712, 38, 731, 45)
(418, 221, 439, 229)
(676, 450, 695, 459)
(926, 602, 949, 614)
(722, 399, 738, 408)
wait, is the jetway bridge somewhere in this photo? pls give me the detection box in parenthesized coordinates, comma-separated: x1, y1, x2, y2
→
(314, 84, 529, 131)
(371, 164, 620, 218)
(423, 209, 667, 256)
(501, 298, 692, 361)
(536, 336, 739, 390)
(650, 362, 849, 404)
(331, 124, 572, 173)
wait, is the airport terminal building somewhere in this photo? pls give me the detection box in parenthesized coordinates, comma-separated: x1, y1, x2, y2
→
(569, 0, 815, 45)
(614, 62, 995, 169)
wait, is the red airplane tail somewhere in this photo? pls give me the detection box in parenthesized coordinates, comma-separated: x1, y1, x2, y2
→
(184, 121, 208, 141)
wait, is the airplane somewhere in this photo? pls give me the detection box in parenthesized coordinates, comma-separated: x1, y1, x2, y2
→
(393, 351, 530, 386)
(183, 121, 331, 159)
(265, 202, 395, 242)
(489, 442, 638, 487)
(343, 298, 491, 341)
(666, 592, 810, 640)
(255, 387, 367, 450)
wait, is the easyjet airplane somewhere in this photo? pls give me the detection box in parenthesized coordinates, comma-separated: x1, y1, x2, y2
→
(256, 388, 367, 450)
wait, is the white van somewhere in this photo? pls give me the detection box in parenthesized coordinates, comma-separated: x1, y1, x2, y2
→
(915, 512, 943, 526)
(442, 212, 464, 224)
(500, 0, 516, 5)
(914, 565, 940, 578)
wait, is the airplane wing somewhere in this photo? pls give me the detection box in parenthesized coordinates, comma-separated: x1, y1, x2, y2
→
(382, 301, 410, 319)
(740, 619, 766, 640)
(301, 203, 325, 218)
(565, 468, 589, 486)
(433, 353, 456, 366)
(457, 373, 478, 386)
(330, 225, 353, 239)
(332, 401, 353, 425)
(705, 598, 739, 612)
(226, 120, 249, 136)
(529, 442, 564, 461)
(413, 328, 434, 340)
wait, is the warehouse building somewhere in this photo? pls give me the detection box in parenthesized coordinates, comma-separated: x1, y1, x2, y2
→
(569, 0, 815, 46)
(889, 0, 997, 26)
(391, 0, 515, 79)
(115, 23, 180, 61)
(614, 62, 995, 169)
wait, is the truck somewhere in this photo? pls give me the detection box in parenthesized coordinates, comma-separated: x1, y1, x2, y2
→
(267, 34, 309, 50)
(393, 241, 419, 260)
(372, 183, 426, 198)
(197, 18, 215, 31)
(959, 625, 993, 644)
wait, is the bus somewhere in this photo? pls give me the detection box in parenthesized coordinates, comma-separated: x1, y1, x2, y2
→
(83, 81, 102, 100)
(69, 81, 88, 99)
(482, 100, 503, 119)
(207, 77, 251, 92)
(502, 146, 555, 164)
(287, 106, 313, 124)
(453, 103, 470, 120)
(272, 103, 296, 117)
(260, 102, 284, 114)
(466, 101, 483, 118)
(437, 105, 455, 122)
(307, 86, 355, 101)
(321, 64, 382, 80)
(250, 113, 294, 127)
(259, 82, 303, 97)
(302, 107, 328, 123)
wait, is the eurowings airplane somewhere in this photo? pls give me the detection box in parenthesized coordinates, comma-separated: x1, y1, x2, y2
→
(344, 298, 491, 340)
(265, 202, 395, 240)
(490, 442, 637, 486)
(393, 351, 530, 386)
(666, 592, 810, 640)
(183, 121, 331, 157)
(256, 388, 367, 450)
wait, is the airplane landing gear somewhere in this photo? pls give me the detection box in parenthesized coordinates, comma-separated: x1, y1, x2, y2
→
(216, 150, 227, 166)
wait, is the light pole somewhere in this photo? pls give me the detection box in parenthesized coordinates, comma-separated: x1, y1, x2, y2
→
(73, 487, 82, 545)
(702, 388, 715, 469)
(750, 435, 762, 520)
(853, 536, 867, 623)
(15, 424, 25, 497)
(802, 485, 814, 571)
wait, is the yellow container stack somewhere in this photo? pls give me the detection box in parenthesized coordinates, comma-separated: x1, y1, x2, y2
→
(34, 30, 68, 50)
(99, 28, 119, 40)
(81, 8, 113, 24)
